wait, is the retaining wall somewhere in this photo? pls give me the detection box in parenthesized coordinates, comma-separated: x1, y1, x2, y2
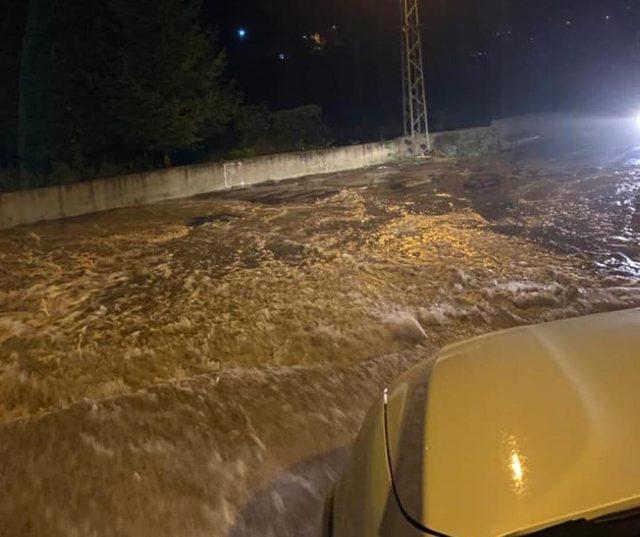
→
(431, 126, 497, 156)
(0, 126, 496, 230)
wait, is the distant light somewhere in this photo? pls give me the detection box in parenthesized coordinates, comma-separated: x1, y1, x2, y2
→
(278, 52, 286, 61)
(237, 27, 247, 40)
(565, 20, 572, 26)
(605, 15, 611, 20)
(634, 111, 640, 129)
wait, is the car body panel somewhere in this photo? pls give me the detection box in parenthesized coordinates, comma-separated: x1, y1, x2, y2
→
(331, 396, 425, 536)
(415, 308, 640, 536)
(385, 360, 435, 526)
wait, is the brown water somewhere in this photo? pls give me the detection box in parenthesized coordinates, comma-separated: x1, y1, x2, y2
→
(1, 151, 640, 536)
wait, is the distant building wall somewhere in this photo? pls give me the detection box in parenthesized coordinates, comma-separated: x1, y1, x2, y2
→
(0, 127, 497, 230)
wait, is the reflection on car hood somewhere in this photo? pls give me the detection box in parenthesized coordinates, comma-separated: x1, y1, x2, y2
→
(388, 308, 640, 537)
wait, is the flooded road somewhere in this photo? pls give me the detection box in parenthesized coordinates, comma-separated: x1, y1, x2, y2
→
(1, 144, 640, 536)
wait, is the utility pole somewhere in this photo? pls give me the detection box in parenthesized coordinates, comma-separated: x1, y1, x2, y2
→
(400, 0, 430, 149)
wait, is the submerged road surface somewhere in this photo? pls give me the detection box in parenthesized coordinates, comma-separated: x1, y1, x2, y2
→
(1, 144, 640, 536)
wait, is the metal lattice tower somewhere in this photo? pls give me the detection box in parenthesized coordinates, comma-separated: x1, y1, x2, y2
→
(400, 0, 430, 148)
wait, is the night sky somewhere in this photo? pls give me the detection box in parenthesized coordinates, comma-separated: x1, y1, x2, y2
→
(203, 0, 640, 139)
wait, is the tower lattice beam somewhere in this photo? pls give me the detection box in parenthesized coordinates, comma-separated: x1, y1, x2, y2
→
(400, 0, 430, 148)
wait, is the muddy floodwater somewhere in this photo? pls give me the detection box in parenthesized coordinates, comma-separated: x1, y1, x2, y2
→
(1, 144, 640, 536)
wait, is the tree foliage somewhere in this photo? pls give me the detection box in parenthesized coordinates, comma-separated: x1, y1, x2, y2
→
(0, 0, 28, 169)
(104, 0, 239, 163)
(17, 0, 238, 177)
(235, 105, 330, 155)
(17, 0, 54, 177)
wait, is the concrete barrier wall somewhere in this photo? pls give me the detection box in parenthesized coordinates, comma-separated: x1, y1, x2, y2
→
(0, 140, 403, 230)
(221, 139, 403, 188)
(431, 126, 497, 156)
(0, 126, 496, 230)
(0, 161, 229, 231)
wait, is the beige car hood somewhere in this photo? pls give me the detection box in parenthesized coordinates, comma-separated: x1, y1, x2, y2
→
(398, 308, 640, 536)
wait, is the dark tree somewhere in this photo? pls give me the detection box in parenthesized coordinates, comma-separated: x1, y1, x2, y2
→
(16, 0, 238, 181)
(17, 0, 54, 177)
(0, 0, 28, 170)
(18, 0, 114, 179)
(47, 0, 113, 177)
(105, 0, 239, 166)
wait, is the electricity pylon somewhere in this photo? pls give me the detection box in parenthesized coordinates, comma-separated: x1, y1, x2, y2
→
(400, 0, 430, 149)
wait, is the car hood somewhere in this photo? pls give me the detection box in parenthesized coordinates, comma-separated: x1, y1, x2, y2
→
(386, 308, 640, 536)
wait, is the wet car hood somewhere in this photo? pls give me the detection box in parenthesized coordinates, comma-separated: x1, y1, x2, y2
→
(386, 308, 640, 537)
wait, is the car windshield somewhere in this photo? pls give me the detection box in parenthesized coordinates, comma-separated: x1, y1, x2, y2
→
(525, 509, 640, 537)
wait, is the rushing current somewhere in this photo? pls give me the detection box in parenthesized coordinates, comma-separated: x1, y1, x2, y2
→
(1, 139, 640, 536)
